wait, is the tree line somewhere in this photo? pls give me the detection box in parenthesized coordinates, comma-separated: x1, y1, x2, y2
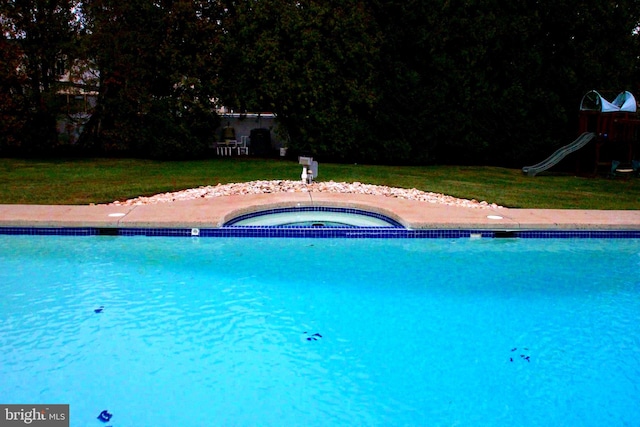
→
(1, 0, 639, 165)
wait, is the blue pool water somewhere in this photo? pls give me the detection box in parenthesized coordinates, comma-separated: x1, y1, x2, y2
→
(0, 236, 639, 426)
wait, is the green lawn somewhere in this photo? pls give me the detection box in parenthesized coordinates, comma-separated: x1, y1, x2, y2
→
(1, 157, 639, 209)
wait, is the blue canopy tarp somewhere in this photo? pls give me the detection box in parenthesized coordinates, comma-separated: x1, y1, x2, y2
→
(580, 90, 637, 113)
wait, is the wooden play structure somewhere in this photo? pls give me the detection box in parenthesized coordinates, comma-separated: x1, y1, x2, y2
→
(524, 90, 639, 177)
(577, 90, 639, 176)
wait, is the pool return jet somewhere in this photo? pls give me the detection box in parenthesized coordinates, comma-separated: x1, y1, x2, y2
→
(299, 156, 319, 184)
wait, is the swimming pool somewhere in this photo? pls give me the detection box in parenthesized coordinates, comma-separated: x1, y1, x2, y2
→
(1, 235, 639, 426)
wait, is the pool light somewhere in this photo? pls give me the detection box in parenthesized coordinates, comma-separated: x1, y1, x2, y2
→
(487, 215, 503, 220)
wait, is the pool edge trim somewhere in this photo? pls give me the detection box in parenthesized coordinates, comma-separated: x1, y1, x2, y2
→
(2, 226, 640, 239)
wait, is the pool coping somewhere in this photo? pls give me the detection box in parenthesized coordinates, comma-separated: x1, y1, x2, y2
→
(0, 192, 639, 235)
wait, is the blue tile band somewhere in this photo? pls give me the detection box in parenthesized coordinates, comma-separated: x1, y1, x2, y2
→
(0, 227, 98, 236)
(1, 227, 640, 239)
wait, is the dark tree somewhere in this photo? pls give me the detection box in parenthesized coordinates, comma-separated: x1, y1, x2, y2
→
(218, 0, 382, 161)
(1, 0, 638, 164)
(80, 0, 222, 158)
(0, 37, 29, 151)
(0, 0, 80, 153)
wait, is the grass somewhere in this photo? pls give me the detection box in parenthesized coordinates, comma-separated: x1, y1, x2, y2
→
(0, 157, 639, 209)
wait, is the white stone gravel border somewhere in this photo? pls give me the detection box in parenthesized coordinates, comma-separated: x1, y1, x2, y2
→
(109, 180, 502, 209)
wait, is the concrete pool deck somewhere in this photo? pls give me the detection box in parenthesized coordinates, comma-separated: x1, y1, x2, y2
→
(0, 192, 639, 230)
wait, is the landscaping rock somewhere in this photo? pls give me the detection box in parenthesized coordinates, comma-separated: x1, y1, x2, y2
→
(108, 180, 503, 209)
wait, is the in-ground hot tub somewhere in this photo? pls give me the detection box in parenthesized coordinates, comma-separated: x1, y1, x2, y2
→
(223, 206, 404, 228)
